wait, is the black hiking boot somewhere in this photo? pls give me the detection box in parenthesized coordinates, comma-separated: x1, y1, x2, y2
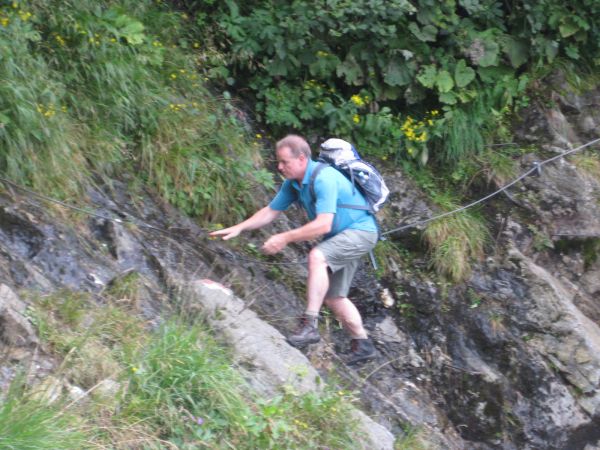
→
(345, 338, 376, 365)
(287, 317, 320, 348)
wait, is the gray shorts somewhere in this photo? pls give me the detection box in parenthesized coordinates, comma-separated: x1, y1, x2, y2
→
(316, 229, 378, 299)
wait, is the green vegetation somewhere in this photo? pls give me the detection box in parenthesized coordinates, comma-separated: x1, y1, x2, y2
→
(573, 152, 600, 180)
(0, 0, 273, 223)
(395, 423, 429, 450)
(12, 285, 364, 449)
(190, 0, 600, 164)
(1, 0, 596, 280)
(0, 376, 85, 449)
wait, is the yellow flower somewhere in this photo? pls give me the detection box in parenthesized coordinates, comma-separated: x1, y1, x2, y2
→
(350, 95, 365, 107)
(193, 42, 200, 48)
(255, 133, 262, 139)
(352, 114, 360, 124)
(170, 73, 177, 79)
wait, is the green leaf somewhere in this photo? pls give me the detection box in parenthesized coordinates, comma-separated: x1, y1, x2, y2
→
(439, 91, 457, 105)
(454, 60, 475, 88)
(408, 23, 437, 42)
(416, 65, 437, 88)
(544, 39, 559, 62)
(436, 70, 454, 93)
(559, 18, 581, 38)
(502, 37, 529, 68)
(336, 56, 363, 85)
(565, 44, 580, 60)
(477, 65, 514, 83)
(478, 39, 500, 67)
(383, 60, 412, 86)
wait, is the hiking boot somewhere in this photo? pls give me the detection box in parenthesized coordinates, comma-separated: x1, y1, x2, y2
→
(345, 338, 376, 365)
(287, 317, 320, 348)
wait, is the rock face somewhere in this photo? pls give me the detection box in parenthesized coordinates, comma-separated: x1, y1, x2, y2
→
(0, 284, 38, 346)
(0, 80, 599, 449)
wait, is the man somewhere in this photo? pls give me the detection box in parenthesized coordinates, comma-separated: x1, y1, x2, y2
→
(209, 134, 378, 364)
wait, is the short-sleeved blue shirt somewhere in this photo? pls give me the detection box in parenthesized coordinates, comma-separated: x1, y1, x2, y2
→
(269, 159, 377, 239)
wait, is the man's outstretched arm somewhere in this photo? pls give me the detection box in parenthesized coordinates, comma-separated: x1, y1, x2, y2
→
(209, 206, 282, 240)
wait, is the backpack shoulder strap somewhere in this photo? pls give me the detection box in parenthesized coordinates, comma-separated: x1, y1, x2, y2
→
(309, 162, 328, 203)
(309, 162, 371, 212)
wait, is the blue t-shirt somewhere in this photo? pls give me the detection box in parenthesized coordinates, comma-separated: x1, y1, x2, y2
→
(269, 159, 377, 239)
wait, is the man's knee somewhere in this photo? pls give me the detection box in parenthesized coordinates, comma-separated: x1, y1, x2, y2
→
(308, 247, 328, 269)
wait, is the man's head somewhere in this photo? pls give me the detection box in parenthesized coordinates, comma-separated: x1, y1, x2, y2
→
(275, 134, 311, 181)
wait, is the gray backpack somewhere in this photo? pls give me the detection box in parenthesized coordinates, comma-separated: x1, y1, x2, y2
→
(309, 138, 390, 214)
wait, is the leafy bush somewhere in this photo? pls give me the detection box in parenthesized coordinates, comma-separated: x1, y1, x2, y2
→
(188, 0, 600, 164)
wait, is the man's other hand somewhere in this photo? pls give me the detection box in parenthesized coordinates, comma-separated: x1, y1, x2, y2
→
(262, 233, 288, 254)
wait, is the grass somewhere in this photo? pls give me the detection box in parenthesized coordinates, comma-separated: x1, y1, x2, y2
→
(0, 375, 86, 449)
(423, 207, 489, 283)
(395, 424, 430, 450)
(400, 164, 490, 283)
(11, 285, 364, 449)
(0, 0, 273, 225)
(572, 151, 600, 180)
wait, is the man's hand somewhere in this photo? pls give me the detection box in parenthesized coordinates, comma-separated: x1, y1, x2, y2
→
(262, 233, 289, 255)
(209, 225, 242, 241)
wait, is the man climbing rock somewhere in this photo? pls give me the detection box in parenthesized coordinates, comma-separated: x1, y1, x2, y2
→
(210, 134, 378, 364)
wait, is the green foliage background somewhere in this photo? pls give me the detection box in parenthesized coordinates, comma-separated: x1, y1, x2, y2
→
(188, 0, 600, 164)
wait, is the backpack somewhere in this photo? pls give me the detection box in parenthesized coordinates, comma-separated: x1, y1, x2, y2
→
(309, 138, 390, 214)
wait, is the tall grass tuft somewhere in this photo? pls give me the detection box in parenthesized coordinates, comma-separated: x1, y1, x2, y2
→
(423, 206, 489, 283)
(0, 376, 85, 449)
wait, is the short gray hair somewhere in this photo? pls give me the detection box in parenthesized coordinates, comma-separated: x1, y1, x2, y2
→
(276, 134, 311, 158)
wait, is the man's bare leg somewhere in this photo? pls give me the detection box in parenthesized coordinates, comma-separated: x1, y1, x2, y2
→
(324, 296, 368, 339)
(306, 247, 329, 315)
